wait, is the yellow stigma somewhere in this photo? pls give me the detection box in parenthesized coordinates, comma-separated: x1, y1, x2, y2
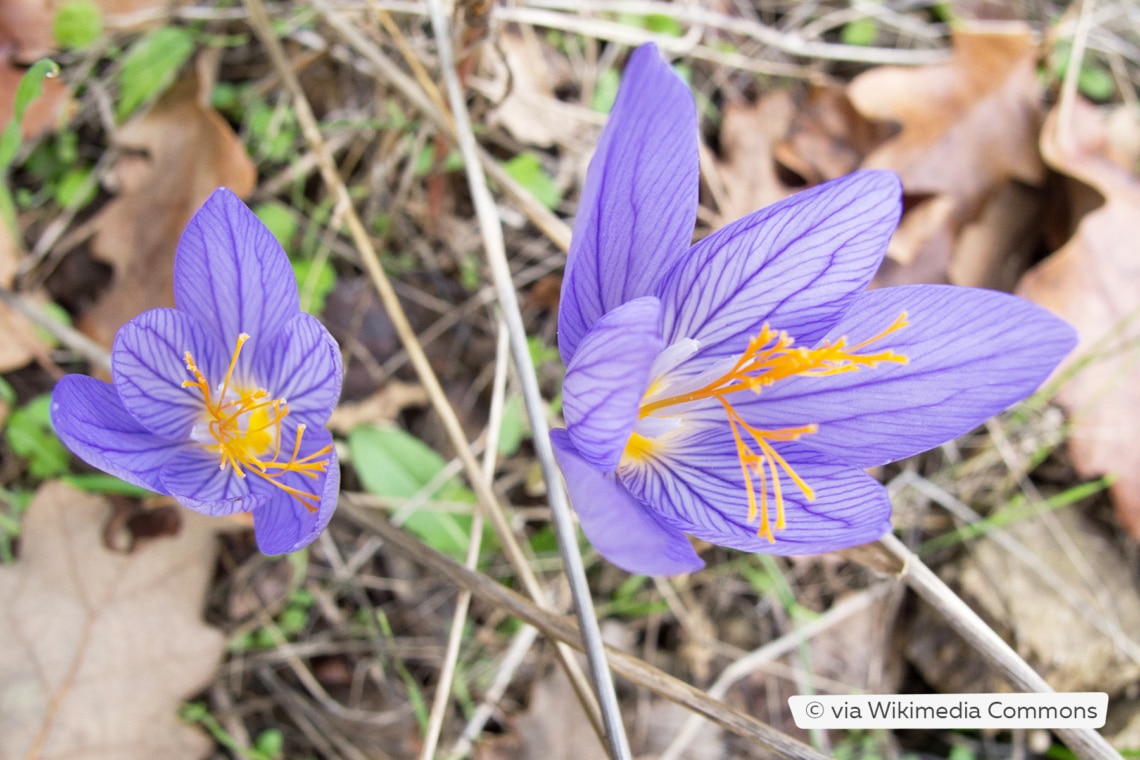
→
(627, 313, 909, 542)
(182, 333, 332, 513)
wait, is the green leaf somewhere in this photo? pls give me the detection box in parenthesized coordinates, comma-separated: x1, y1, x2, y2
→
(6, 395, 70, 479)
(53, 166, 97, 210)
(1078, 63, 1115, 101)
(0, 377, 15, 405)
(347, 425, 492, 560)
(0, 58, 60, 235)
(841, 17, 878, 47)
(292, 258, 336, 315)
(116, 27, 195, 121)
(503, 152, 560, 209)
(60, 473, 152, 497)
(348, 425, 449, 499)
(255, 202, 298, 249)
(53, 0, 103, 50)
(413, 144, 463, 177)
(496, 393, 529, 457)
(590, 68, 620, 114)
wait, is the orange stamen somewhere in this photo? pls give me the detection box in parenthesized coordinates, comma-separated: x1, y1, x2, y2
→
(182, 334, 330, 513)
(631, 313, 909, 541)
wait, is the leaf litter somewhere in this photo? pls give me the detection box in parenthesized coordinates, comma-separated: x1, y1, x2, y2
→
(3, 1, 1140, 757)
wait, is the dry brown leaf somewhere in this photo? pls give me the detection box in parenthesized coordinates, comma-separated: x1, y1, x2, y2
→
(850, 22, 1045, 285)
(484, 30, 583, 149)
(0, 0, 182, 61)
(850, 22, 1044, 207)
(326, 381, 428, 435)
(0, 482, 225, 760)
(79, 52, 255, 347)
(1018, 98, 1140, 538)
(773, 82, 892, 186)
(0, 217, 46, 371)
(513, 669, 608, 760)
(906, 509, 1140, 694)
(713, 93, 797, 223)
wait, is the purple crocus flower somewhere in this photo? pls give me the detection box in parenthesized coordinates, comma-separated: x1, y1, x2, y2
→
(551, 44, 1077, 576)
(51, 188, 343, 554)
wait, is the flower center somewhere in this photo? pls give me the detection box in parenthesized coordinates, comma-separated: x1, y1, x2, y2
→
(628, 313, 909, 542)
(182, 333, 332, 513)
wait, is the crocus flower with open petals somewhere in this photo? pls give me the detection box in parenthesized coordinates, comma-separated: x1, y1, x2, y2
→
(51, 188, 343, 554)
(550, 44, 1077, 575)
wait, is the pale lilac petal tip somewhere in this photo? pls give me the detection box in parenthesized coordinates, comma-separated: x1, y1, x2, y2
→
(552, 429, 703, 575)
(558, 43, 699, 365)
(173, 188, 300, 348)
(657, 170, 902, 366)
(50, 375, 184, 494)
(563, 296, 663, 472)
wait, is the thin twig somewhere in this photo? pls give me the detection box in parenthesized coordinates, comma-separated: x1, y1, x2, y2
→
(0, 287, 111, 372)
(905, 476, 1140, 665)
(245, 0, 605, 743)
(446, 622, 542, 760)
(511, 0, 950, 66)
(1057, 0, 1096, 150)
(878, 533, 1122, 760)
(419, 321, 509, 759)
(341, 499, 830, 760)
(660, 584, 893, 760)
(424, 3, 631, 756)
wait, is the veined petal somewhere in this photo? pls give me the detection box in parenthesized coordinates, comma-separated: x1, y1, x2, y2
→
(619, 428, 892, 555)
(559, 43, 699, 365)
(112, 308, 226, 439)
(159, 447, 264, 517)
(253, 313, 343, 427)
(173, 188, 300, 350)
(552, 429, 703, 575)
(733, 285, 1078, 468)
(50, 375, 183, 494)
(563, 296, 664, 472)
(656, 171, 901, 372)
(251, 428, 340, 554)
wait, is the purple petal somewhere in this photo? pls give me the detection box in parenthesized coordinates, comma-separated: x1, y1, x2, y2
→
(251, 427, 340, 554)
(619, 428, 892, 555)
(563, 296, 663, 472)
(159, 446, 264, 517)
(655, 171, 901, 372)
(112, 308, 227, 439)
(559, 43, 699, 365)
(253, 313, 343, 428)
(728, 285, 1078, 468)
(173, 188, 300, 351)
(50, 375, 184, 493)
(551, 429, 703, 575)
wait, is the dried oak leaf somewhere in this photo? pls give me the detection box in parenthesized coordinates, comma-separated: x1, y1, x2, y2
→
(773, 82, 893, 187)
(484, 30, 583, 150)
(1018, 98, 1140, 539)
(712, 92, 797, 224)
(79, 53, 255, 347)
(0, 218, 44, 371)
(849, 22, 1044, 284)
(0, 0, 184, 62)
(0, 482, 225, 760)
